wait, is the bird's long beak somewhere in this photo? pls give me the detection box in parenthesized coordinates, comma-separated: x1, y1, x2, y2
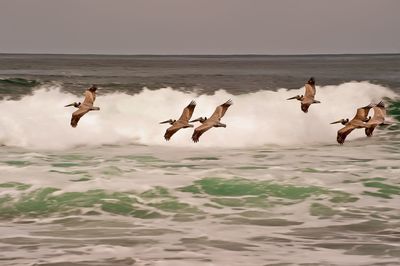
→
(159, 120, 171, 124)
(287, 96, 298, 100)
(330, 120, 342, 124)
(190, 118, 201, 123)
(64, 103, 75, 107)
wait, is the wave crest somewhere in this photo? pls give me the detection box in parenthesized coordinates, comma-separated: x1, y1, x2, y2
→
(0, 77, 40, 87)
(0, 82, 397, 149)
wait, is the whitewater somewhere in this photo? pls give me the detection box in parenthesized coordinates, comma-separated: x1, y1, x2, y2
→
(1, 54, 400, 266)
(0, 82, 397, 149)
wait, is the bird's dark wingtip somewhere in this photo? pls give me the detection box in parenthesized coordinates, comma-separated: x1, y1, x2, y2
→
(376, 100, 385, 108)
(363, 102, 375, 109)
(337, 137, 344, 145)
(223, 99, 233, 106)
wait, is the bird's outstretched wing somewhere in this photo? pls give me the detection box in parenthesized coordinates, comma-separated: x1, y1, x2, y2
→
(70, 90, 96, 128)
(177, 100, 196, 123)
(192, 121, 214, 143)
(70, 106, 91, 128)
(164, 124, 185, 141)
(209, 100, 233, 121)
(304, 84, 316, 98)
(367, 101, 386, 125)
(301, 103, 311, 113)
(353, 103, 373, 122)
(337, 124, 356, 144)
(365, 125, 377, 137)
(365, 101, 386, 136)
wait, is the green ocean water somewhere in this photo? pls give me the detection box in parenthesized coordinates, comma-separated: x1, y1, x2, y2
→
(1, 131, 400, 265)
(0, 54, 399, 266)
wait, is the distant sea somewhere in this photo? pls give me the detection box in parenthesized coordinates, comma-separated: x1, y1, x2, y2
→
(0, 54, 399, 266)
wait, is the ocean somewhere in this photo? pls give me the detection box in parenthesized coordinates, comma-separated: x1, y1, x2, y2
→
(0, 54, 399, 266)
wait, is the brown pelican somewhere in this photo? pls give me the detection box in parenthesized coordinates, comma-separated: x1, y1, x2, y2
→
(160, 100, 196, 141)
(191, 100, 233, 143)
(331, 103, 374, 144)
(65, 85, 100, 128)
(287, 77, 321, 113)
(365, 101, 389, 137)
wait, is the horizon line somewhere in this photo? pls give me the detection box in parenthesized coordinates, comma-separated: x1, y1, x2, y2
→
(0, 52, 399, 57)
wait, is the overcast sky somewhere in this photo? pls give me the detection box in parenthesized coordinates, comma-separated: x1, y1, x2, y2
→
(0, 0, 399, 54)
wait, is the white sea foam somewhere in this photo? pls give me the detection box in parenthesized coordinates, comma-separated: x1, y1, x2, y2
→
(0, 82, 397, 149)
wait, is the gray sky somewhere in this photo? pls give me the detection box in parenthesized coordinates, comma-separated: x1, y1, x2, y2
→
(0, 0, 399, 54)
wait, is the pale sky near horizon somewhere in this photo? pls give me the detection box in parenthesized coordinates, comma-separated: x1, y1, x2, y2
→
(0, 0, 399, 54)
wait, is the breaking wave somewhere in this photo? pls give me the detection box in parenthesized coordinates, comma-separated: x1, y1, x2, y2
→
(0, 77, 40, 87)
(0, 82, 398, 149)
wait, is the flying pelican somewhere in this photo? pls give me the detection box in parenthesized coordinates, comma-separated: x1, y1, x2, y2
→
(330, 103, 374, 144)
(287, 77, 321, 113)
(365, 101, 389, 137)
(65, 85, 100, 128)
(190, 100, 233, 143)
(160, 100, 196, 141)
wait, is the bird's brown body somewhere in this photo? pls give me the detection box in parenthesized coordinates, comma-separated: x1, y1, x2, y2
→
(160, 101, 196, 141)
(365, 101, 387, 137)
(66, 87, 100, 128)
(331, 104, 373, 144)
(191, 100, 232, 143)
(300, 84, 318, 113)
(287, 78, 320, 113)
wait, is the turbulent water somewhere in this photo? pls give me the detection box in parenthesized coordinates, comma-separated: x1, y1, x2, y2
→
(0, 54, 400, 266)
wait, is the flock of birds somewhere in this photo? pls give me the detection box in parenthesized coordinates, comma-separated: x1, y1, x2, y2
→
(159, 99, 232, 143)
(65, 78, 390, 145)
(330, 101, 388, 144)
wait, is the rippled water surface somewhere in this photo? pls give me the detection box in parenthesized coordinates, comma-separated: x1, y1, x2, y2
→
(1, 133, 400, 265)
(1, 54, 399, 265)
